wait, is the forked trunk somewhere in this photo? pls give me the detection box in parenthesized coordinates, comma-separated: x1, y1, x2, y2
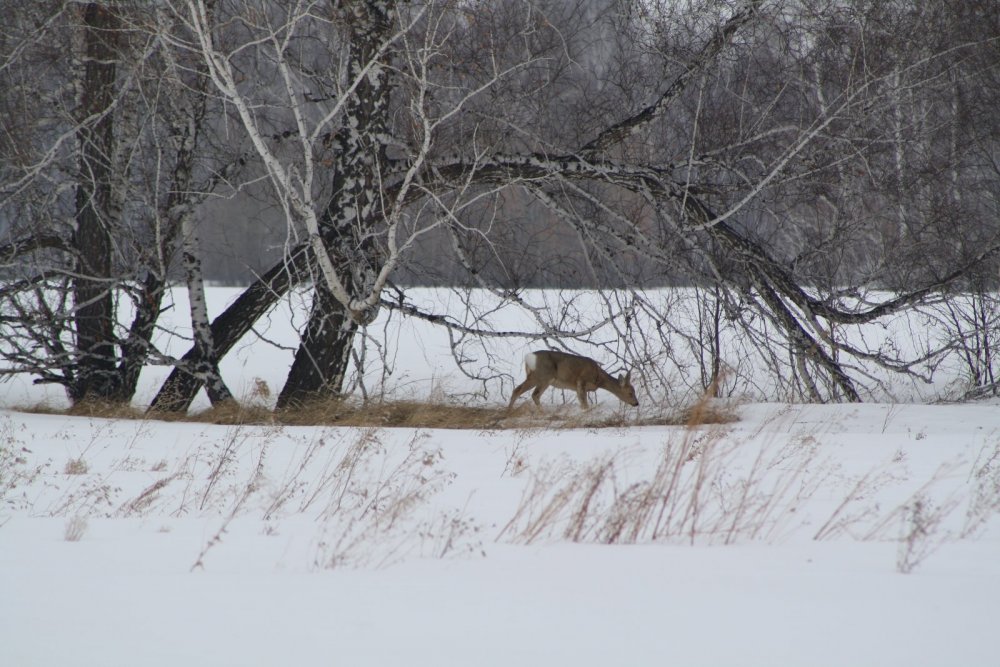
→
(276, 1, 393, 407)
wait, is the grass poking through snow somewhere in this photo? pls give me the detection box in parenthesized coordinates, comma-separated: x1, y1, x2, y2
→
(16, 397, 736, 429)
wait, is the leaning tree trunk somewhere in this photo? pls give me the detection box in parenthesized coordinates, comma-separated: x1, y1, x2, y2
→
(275, 1, 394, 408)
(148, 245, 308, 413)
(71, 3, 120, 404)
(275, 285, 357, 409)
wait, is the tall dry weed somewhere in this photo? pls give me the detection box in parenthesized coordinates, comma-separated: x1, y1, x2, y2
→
(500, 418, 829, 546)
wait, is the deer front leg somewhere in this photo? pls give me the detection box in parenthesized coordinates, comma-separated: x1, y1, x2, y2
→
(575, 381, 590, 409)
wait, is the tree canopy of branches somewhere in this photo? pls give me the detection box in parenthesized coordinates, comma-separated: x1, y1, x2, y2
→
(3, 0, 1000, 409)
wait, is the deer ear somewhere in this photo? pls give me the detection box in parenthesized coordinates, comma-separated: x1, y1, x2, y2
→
(623, 371, 632, 384)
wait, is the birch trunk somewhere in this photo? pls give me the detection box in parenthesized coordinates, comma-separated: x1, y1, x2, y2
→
(182, 213, 234, 406)
(276, 1, 394, 407)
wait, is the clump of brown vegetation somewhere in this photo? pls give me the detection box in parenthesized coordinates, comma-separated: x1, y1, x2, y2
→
(64, 457, 89, 475)
(18, 394, 737, 430)
(274, 397, 733, 430)
(276, 399, 508, 429)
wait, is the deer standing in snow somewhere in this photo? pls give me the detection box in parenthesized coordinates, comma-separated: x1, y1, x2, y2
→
(507, 350, 639, 410)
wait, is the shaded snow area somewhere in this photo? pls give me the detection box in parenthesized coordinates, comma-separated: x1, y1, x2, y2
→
(2, 402, 999, 666)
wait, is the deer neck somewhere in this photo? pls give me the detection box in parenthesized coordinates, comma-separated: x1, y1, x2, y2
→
(596, 369, 621, 393)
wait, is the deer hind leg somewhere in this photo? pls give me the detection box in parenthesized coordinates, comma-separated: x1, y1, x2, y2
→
(530, 380, 552, 409)
(508, 374, 538, 409)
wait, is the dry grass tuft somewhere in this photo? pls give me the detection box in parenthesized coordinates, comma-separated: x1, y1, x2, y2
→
(677, 402, 740, 427)
(277, 398, 734, 430)
(678, 375, 740, 427)
(277, 399, 509, 430)
(500, 420, 825, 547)
(14, 394, 739, 430)
(64, 458, 89, 475)
(64, 516, 88, 541)
(19, 399, 146, 421)
(67, 399, 146, 420)
(187, 400, 274, 425)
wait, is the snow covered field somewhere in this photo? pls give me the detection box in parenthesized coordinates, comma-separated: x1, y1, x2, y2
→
(2, 288, 1000, 666)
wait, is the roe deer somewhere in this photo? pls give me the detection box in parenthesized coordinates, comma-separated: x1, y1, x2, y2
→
(508, 350, 639, 410)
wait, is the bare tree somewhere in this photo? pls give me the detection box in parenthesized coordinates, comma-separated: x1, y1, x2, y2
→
(148, 0, 1000, 409)
(6, 0, 1000, 411)
(1, 1, 244, 406)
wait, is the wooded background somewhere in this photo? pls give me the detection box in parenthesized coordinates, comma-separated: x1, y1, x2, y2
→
(2, 1, 999, 408)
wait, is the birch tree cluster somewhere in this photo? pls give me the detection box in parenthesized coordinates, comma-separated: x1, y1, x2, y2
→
(2, 0, 999, 409)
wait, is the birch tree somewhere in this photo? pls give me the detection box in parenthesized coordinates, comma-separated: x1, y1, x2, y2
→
(1, 1, 243, 406)
(5, 0, 999, 410)
(145, 0, 1000, 410)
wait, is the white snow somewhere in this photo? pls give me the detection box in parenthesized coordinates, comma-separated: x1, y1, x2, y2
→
(2, 288, 999, 666)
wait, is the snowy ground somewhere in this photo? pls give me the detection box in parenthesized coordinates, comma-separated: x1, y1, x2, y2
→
(2, 289, 1000, 666)
(3, 404, 999, 665)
